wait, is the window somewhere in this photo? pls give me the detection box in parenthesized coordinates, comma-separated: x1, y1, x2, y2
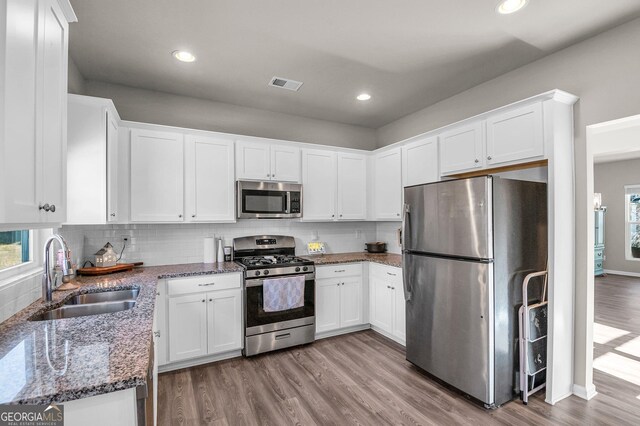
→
(0, 230, 31, 271)
(625, 185, 640, 261)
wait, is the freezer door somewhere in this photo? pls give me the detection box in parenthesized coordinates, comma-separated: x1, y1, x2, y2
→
(404, 176, 492, 259)
(404, 253, 494, 405)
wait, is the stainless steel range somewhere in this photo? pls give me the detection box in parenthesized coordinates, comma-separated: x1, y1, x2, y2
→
(233, 235, 315, 356)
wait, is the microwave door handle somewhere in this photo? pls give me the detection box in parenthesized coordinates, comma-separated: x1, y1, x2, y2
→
(285, 192, 290, 214)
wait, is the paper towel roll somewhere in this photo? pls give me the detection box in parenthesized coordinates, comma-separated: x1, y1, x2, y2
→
(203, 237, 215, 263)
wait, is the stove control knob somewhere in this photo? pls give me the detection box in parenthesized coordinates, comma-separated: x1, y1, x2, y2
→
(302, 266, 308, 272)
(255, 271, 261, 276)
(295, 267, 301, 272)
(264, 270, 270, 276)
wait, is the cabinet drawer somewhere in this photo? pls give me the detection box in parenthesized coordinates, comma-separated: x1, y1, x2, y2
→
(316, 263, 362, 279)
(168, 273, 241, 296)
(369, 263, 402, 282)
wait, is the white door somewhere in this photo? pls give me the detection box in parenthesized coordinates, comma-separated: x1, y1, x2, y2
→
(168, 293, 208, 361)
(236, 140, 270, 181)
(1, 0, 42, 224)
(439, 121, 484, 175)
(337, 153, 367, 220)
(315, 278, 341, 333)
(402, 136, 439, 187)
(130, 129, 184, 222)
(340, 276, 363, 328)
(392, 282, 406, 342)
(207, 289, 243, 354)
(185, 135, 235, 222)
(270, 144, 300, 182)
(106, 110, 119, 222)
(369, 275, 393, 334)
(486, 103, 544, 166)
(301, 149, 337, 221)
(39, 0, 69, 223)
(373, 148, 402, 220)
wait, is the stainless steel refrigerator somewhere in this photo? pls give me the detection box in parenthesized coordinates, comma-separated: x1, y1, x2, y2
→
(402, 175, 547, 408)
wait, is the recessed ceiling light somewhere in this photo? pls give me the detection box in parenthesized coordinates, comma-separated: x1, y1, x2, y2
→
(172, 50, 196, 62)
(356, 93, 371, 101)
(496, 0, 528, 14)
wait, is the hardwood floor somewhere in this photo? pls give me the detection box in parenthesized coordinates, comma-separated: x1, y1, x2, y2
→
(158, 274, 640, 425)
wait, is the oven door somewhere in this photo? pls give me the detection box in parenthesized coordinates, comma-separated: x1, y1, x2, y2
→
(237, 181, 301, 219)
(245, 274, 315, 336)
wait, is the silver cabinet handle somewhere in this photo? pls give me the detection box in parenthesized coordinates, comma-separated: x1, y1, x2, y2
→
(386, 285, 391, 289)
(487, 156, 492, 160)
(331, 214, 335, 218)
(198, 282, 216, 287)
(49, 204, 56, 212)
(209, 298, 213, 302)
(39, 204, 50, 211)
(387, 272, 396, 276)
(178, 214, 183, 218)
(201, 299, 205, 303)
(340, 214, 343, 217)
(474, 159, 479, 163)
(153, 331, 160, 338)
(110, 213, 116, 217)
(396, 213, 400, 216)
(335, 269, 345, 273)
(391, 286, 395, 290)
(192, 214, 196, 218)
(336, 283, 340, 286)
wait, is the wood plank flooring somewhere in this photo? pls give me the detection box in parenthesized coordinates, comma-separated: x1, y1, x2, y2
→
(158, 274, 640, 425)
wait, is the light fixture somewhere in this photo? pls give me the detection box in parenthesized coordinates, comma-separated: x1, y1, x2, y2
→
(496, 0, 528, 15)
(356, 93, 371, 101)
(172, 50, 196, 63)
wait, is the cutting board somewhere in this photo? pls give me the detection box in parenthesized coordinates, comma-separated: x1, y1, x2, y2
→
(77, 262, 144, 276)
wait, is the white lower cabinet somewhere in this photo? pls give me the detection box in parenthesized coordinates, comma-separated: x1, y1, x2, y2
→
(315, 263, 366, 334)
(159, 273, 243, 366)
(369, 263, 405, 343)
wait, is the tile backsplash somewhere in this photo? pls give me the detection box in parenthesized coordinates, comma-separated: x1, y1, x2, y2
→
(59, 221, 400, 267)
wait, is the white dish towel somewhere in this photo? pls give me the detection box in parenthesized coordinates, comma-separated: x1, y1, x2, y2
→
(263, 276, 305, 312)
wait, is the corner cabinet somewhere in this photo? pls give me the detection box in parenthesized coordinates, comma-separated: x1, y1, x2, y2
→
(130, 129, 185, 222)
(373, 148, 402, 220)
(0, 0, 74, 227)
(369, 263, 405, 344)
(236, 140, 300, 182)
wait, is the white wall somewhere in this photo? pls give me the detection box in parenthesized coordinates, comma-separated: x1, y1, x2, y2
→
(84, 81, 377, 150)
(59, 221, 377, 267)
(376, 16, 640, 394)
(68, 56, 87, 95)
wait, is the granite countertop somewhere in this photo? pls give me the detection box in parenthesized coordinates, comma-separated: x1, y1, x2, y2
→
(302, 252, 402, 268)
(0, 262, 242, 405)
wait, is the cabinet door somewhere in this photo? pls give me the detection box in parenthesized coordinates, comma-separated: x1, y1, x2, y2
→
(106, 110, 119, 222)
(301, 149, 337, 221)
(486, 103, 543, 166)
(337, 153, 367, 220)
(439, 122, 484, 175)
(207, 289, 243, 354)
(236, 140, 270, 181)
(185, 135, 235, 222)
(155, 281, 168, 366)
(392, 279, 406, 342)
(402, 136, 438, 187)
(130, 129, 184, 222)
(39, 0, 69, 223)
(373, 148, 402, 220)
(168, 293, 208, 362)
(369, 275, 393, 334)
(1, 0, 42, 223)
(340, 276, 363, 328)
(315, 278, 341, 333)
(270, 144, 300, 182)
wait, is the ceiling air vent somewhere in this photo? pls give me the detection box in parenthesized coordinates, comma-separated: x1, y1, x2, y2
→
(269, 76, 303, 92)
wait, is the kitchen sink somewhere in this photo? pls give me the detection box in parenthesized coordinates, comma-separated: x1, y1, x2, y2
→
(29, 300, 137, 321)
(64, 288, 140, 305)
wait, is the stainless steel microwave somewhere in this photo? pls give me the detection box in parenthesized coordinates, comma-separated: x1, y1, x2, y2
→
(237, 181, 302, 219)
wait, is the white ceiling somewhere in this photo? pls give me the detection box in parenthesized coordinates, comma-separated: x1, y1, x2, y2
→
(68, 0, 640, 128)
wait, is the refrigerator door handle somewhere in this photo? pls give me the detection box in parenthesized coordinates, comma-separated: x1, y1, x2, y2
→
(402, 203, 412, 302)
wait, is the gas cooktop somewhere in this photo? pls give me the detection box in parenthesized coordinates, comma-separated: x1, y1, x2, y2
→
(236, 255, 313, 270)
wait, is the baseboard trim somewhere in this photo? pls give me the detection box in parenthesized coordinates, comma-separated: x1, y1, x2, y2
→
(158, 350, 242, 373)
(545, 390, 574, 405)
(602, 269, 640, 278)
(370, 325, 406, 347)
(572, 384, 598, 400)
(316, 324, 371, 340)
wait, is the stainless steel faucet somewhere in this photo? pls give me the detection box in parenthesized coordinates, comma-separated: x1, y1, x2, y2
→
(42, 234, 71, 302)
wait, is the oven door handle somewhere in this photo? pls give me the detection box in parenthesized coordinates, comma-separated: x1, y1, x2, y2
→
(245, 273, 315, 288)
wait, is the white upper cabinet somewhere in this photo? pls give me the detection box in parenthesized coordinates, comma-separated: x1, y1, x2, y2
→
(66, 95, 120, 224)
(402, 136, 439, 187)
(236, 140, 300, 182)
(0, 0, 73, 226)
(301, 149, 337, 221)
(185, 135, 235, 222)
(130, 129, 184, 222)
(336, 153, 367, 220)
(486, 102, 544, 166)
(439, 121, 484, 175)
(373, 148, 402, 220)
